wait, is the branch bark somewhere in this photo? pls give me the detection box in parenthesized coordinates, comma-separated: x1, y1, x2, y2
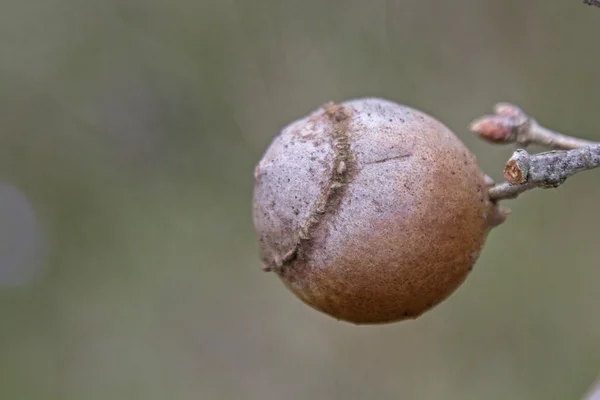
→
(470, 103, 600, 201)
(470, 103, 596, 150)
(488, 146, 600, 200)
(583, 376, 600, 400)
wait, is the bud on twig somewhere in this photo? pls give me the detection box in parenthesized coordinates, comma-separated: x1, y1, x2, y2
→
(471, 103, 600, 201)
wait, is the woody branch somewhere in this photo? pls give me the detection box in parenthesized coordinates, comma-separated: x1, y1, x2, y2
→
(470, 103, 600, 201)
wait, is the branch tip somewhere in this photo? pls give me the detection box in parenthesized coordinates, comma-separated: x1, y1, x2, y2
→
(469, 115, 516, 143)
(493, 103, 526, 122)
(503, 150, 530, 184)
(473, 103, 600, 202)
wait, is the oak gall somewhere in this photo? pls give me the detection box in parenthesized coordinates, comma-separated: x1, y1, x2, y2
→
(252, 98, 503, 324)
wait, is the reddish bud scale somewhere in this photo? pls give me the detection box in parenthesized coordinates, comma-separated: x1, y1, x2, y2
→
(470, 116, 515, 143)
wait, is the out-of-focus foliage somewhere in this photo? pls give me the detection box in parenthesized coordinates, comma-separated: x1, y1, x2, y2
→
(1, 1, 599, 399)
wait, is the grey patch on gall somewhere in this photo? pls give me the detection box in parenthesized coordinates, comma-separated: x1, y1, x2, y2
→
(252, 111, 336, 269)
(252, 102, 357, 272)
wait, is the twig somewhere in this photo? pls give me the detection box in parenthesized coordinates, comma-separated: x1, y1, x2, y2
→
(584, 0, 600, 8)
(488, 146, 600, 200)
(470, 103, 600, 201)
(583, 376, 600, 400)
(470, 103, 596, 150)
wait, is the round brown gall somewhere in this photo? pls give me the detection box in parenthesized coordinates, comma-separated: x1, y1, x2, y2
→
(252, 98, 503, 324)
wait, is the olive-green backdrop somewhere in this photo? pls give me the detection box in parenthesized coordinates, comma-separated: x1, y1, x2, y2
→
(1, 1, 599, 399)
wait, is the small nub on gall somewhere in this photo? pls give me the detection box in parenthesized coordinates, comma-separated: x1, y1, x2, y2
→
(252, 98, 505, 324)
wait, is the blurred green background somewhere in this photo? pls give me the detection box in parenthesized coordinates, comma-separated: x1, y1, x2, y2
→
(1, 1, 600, 399)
